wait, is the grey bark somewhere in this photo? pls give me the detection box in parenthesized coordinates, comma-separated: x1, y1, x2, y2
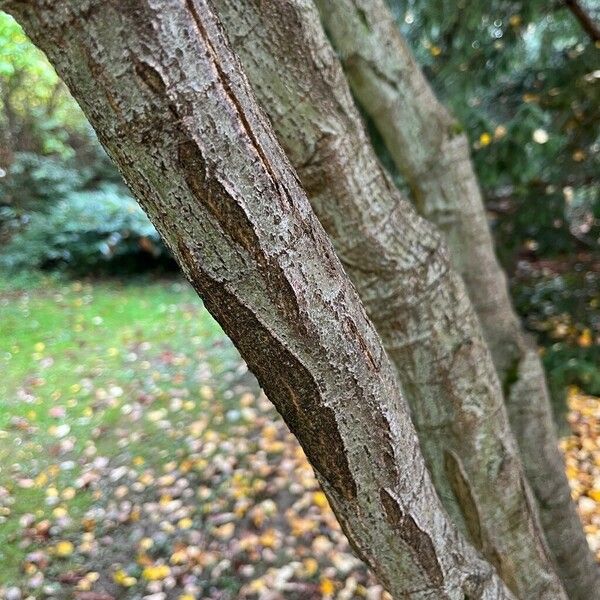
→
(2, 0, 516, 598)
(315, 1, 600, 597)
(212, 2, 566, 598)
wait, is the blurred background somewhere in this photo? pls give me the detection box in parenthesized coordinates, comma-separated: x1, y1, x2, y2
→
(0, 2, 598, 598)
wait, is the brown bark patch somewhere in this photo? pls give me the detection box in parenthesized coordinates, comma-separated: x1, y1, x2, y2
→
(379, 488, 444, 589)
(443, 449, 483, 549)
(176, 242, 357, 502)
(177, 140, 265, 262)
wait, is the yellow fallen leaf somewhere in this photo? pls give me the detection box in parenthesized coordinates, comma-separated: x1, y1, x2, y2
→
(249, 579, 266, 592)
(55, 540, 74, 557)
(142, 564, 171, 580)
(114, 569, 137, 587)
(264, 440, 286, 453)
(578, 329, 592, 348)
(213, 522, 235, 540)
(588, 489, 600, 502)
(76, 580, 92, 591)
(139, 473, 154, 486)
(259, 529, 278, 548)
(139, 537, 154, 551)
(291, 517, 316, 536)
(53, 506, 67, 518)
(320, 578, 335, 596)
(35, 472, 48, 487)
(494, 125, 507, 139)
(170, 549, 188, 565)
(313, 491, 329, 509)
(62, 487, 76, 500)
(303, 557, 319, 577)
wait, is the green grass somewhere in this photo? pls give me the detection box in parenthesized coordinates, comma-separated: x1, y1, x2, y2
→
(0, 272, 237, 584)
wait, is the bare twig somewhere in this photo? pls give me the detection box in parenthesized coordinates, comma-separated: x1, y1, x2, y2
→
(564, 0, 600, 43)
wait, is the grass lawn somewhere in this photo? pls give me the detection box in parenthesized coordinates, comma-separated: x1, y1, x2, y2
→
(0, 274, 376, 599)
(0, 273, 598, 599)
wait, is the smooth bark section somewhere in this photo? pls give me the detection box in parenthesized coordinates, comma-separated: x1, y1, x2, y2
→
(316, 1, 600, 596)
(214, 1, 566, 598)
(2, 1, 515, 598)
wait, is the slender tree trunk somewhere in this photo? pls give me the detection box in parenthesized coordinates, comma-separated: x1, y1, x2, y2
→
(212, 1, 567, 597)
(2, 0, 516, 597)
(315, 1, 600, 597)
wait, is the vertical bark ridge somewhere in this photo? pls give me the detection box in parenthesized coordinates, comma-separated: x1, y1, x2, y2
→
(314, 1, 600, 596)
(1, 0, 514, 597)
(213, 1, 566, 597)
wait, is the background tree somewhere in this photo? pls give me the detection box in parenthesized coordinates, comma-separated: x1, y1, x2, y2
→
(315, 1, 599, 595)
(387, 0, 600, 412)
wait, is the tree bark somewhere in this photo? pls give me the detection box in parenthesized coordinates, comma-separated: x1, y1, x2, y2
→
(2, 0, 516, 598)
(315, 1, 600, 597)
(211, 1, 567, 597)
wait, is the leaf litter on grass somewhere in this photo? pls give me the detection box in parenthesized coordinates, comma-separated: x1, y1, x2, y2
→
(0, 277, 598, 599)
(0, 278, 384, 600)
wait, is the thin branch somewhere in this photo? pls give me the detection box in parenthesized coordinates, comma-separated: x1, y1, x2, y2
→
(564, 0, 600, 43)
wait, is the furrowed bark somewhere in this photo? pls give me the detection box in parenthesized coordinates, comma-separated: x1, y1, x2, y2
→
(2, 0, 515, 597)
(213, 1, 565, 597)
(315, 1, 600, 596)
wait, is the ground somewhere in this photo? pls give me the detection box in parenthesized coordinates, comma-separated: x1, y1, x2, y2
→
(0, 275, 598, 599)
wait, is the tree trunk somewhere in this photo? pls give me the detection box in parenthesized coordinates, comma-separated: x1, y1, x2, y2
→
(2, 0, 516, 597)
(315, 1, 600, 597)
(212, 1, 566, 597)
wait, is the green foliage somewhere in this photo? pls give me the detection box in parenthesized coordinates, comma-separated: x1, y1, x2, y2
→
(0, 140, 172, 273)
(389, 0, 600, 263)
(0, 145, 134, 242)
(1, 185, 172, 273)
(0, 152, 82, 212)
(0, 155, 79, 244)
(0, 16, 168, 271)
(0, 12, 87, 159)
(1, 142, 125, 210)
(512, 262, 599, 416)
(544, 345, 600, 428)
(386, 1, 600, 416)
